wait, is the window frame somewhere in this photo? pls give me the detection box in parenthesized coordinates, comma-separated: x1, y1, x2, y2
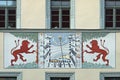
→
(100, 0, 120, 29)
(46, 0, 75, 29)
(0, 0, 21, 29)
(0, 72, 22, 80)
(100, 72, 120, 80)
(45, 72, 75, 80)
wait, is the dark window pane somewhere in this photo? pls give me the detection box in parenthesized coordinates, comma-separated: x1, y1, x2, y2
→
(62, 22, 69, 28)
(116, 22, 120, 27)
(105, 0, 120, 1)
(106, 9, 113, 15)
(52, 16, 59, 21)
(62, 16, 69, 21)
(105, 77, 120, 80)
(8, 22, 16, 28)
(105, 22, 113, 27)
(51, 10, 59, 15)
(0, 9, 5, 14)
(116, 16, 120, 21)
(62, 10, 69, 15)
(51, 0, 70, 1)
(8, 9, 16, 14)
(115, 77, 120, 80)
(8, 16, 16, 21)
(106, 16, 113, 21)
(0, 15, 5, 21)
(0, 22, 5, 27)
(105, 77, 113, 80)
(51, 22, 59, 28)
(105, 0, 115, 1)
(50, 77, 70, 80)
(116, 9, 120, 15)
(0, 77, 17, 80)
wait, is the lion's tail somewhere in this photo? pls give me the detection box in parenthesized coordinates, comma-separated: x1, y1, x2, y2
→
(11, 40, 20, 54)
(100, 39, 109, 54)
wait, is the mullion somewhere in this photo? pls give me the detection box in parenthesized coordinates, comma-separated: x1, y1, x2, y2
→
(59, 8, 62, 28)
(113, 8, 116, 28)
(5, 8, 8, 28)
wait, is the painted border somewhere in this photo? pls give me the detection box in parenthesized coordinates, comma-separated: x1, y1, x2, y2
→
(0, 29, 120, 33)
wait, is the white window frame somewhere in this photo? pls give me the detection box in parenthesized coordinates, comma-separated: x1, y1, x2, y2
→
(45, 72, 75, 80)
(46, 0, 75, 29)
(0, 72, 22, 80)
(100, 72, 120, 80)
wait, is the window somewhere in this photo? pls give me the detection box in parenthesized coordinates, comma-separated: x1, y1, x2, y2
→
(100, 72, 120, 80)
(51, 0, 70, 29)
(46, 72, 75, 80)
(50, 77, 70, 80)
(46, 0, 75, 29)
(105, 77, 120, 80)
(0, 72, 22, 80)
(0, 0, 20, 29)
(0, 77, 17, 80)
(105, 0, 120, 29)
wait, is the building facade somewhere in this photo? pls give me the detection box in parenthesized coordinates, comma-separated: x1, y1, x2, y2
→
(0, 0, 120, 80)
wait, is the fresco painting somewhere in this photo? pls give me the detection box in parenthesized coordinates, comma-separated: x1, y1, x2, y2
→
(38, 33, 82, 68)
(4, 33, 38, 69)
(4, 32, 115, 69)
(82, 32, 116, 68)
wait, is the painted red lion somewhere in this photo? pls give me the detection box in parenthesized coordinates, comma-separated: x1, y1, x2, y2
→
(85, 39, 109, 65)
(11, 40, 35, 66)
